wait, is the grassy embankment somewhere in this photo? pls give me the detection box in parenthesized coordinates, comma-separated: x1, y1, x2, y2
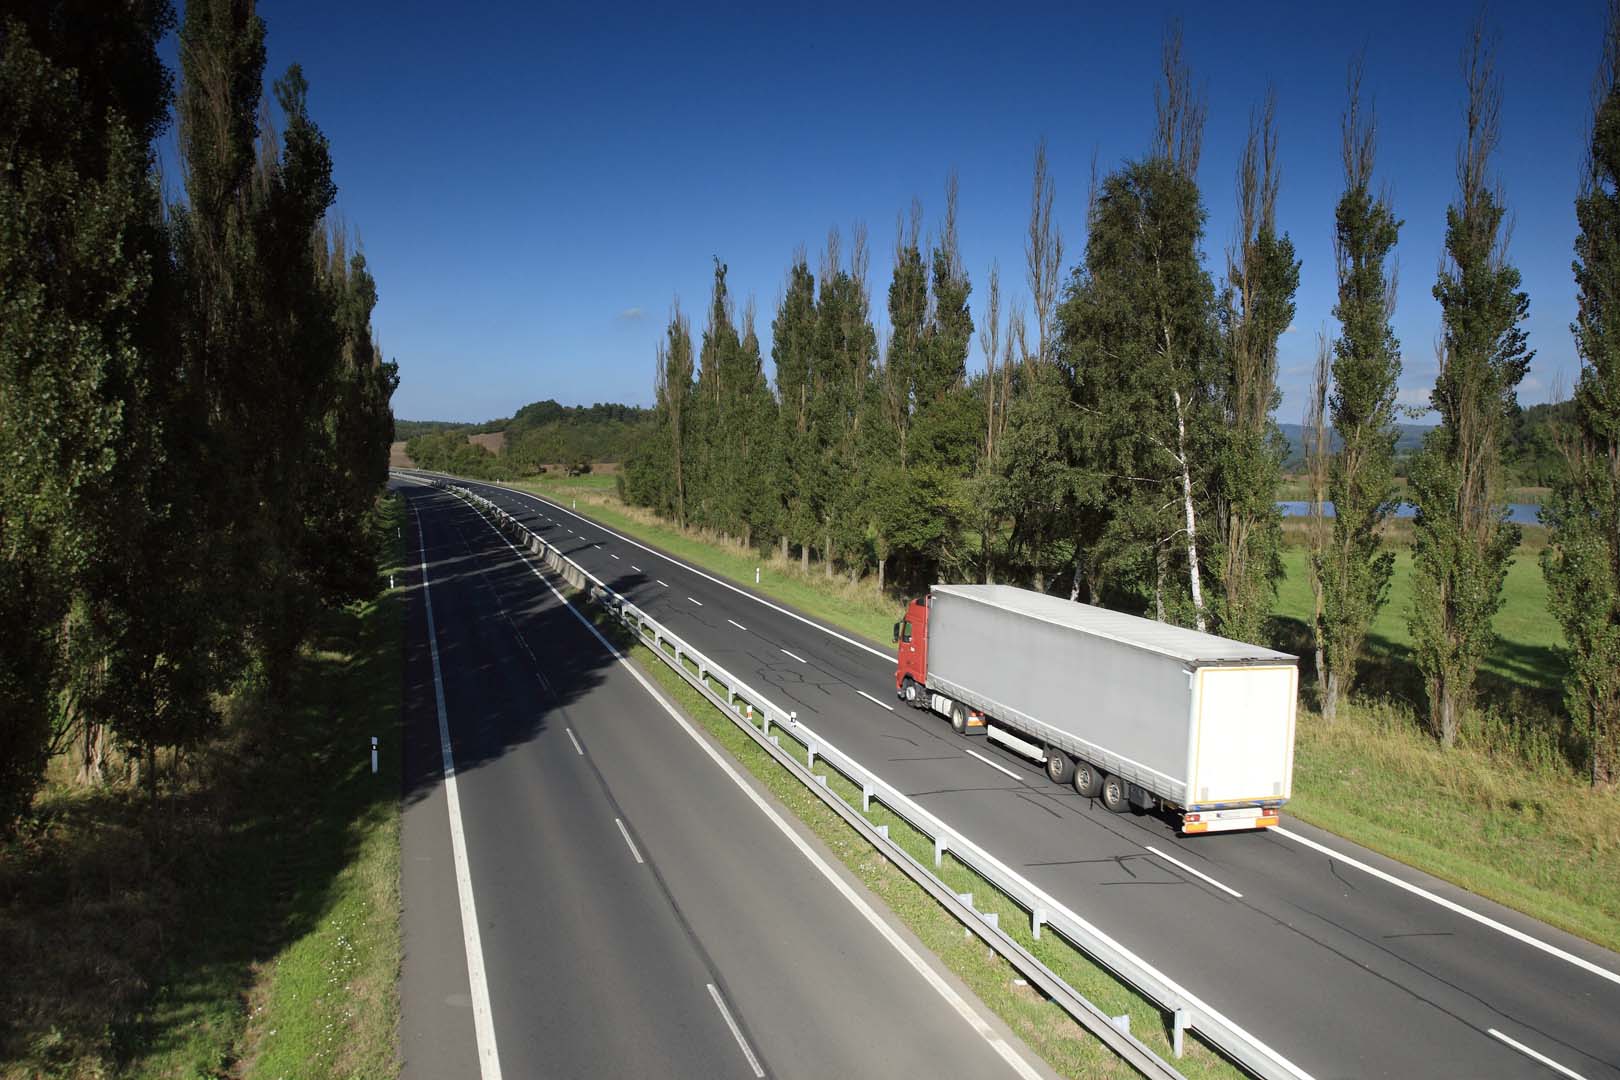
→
(0, 496, 407, 1079)
(513, 471, 1620, 955)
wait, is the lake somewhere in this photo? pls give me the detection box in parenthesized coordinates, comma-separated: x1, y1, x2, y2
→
(1277, 501, 1543, 524)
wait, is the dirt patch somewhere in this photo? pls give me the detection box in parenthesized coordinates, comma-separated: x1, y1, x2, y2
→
(468, 431, 505, 455)
(539, 461, 620, 474)
(389, 441, 413, 467)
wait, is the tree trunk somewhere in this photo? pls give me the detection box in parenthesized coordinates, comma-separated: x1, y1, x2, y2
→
(877, 556, 886, 593)
(1324, 670, 1341, 723)
(1437, 678, 1458, 749)
(1172, 388, 1207, 632)
(1154, 546, 1167, 622)
(78, 722, 106, 786)
(825, 531, 834, 579)
(801, 542, 809, 574)
(780, 534, 788, 560)
(982, 526, 993, 584)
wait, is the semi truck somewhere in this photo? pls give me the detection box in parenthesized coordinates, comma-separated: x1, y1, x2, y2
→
(893, 584, 1298, 834)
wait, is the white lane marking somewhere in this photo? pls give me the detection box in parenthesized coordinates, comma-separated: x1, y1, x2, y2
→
(706, 983, 765, 1078)
(857, 689, 895, 712)
(413, 509, 504, 1080)
(727, 619, 748, 632)
(1488, 1029, 1589, 1079)
(964, 747, 1021, 781)
(657, 579, 670, 588)
(1275, 826, 1620, 987)
(468, 479, 893, 662)
(610, 553, 621, 560)
(565, 727, 584, 756)
(780, 648, 807, 664)
(1145, 845, 1243, 898)
(631, 565, 643, 572)
(687, 596, 703, 606)
(470, 513, 1044, 1080)
(614, 817, 644, 864)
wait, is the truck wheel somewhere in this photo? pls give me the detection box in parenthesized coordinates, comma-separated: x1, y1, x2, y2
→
(1045, 752, 1074, 785)
(951, 704, 968, 734)
(1073, 760, 1104, 799)
(1100, 773, 1130, 813)
(903, 678, 922, 706)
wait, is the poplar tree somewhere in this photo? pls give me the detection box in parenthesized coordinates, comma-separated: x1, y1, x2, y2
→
(1216, 93, 1299, 643)
(1544, 0, 1620, 787)
(1408, 22, 1531, 747)
(1317, 63, 1402, 722)
(771, 255, 818, 568)
(0, 0, 175, 822)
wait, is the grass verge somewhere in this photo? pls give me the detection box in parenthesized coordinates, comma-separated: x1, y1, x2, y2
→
(471, 474, 1619, 958)
(0, 495, 406, 1080)
(568, 598, 1243, 1080)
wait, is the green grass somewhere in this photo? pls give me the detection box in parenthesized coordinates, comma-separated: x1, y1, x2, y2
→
(1288, 699, 1620, 952)
(460, 472, 1620, 959)
(0, 497, 406, 1080)
(1272, 546, 1564, 693)
(581, 603, 1242, 1080)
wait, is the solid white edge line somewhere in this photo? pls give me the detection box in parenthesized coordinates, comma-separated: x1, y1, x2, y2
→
(687, 596, 704, 606)
(964, 747, 1022, 781)
(1274, 826, 1620, 987)
(1487, 1029, 1589, 1079)
(472, 512, 1044, 1080)
(707, 983, 766, 1078)
(414, 509, 504, 1080)
(727, 619, 748, 632)
(856, 689, 896, 712)
(614, 817, 645, 864)
(467, 478, 894, 662)
(780, 648, 807, 664)
(1145, 845, 1243, 899)
(565, 727, 584, 756)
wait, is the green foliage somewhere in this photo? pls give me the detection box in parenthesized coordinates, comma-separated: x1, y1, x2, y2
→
(1408, 48, 1532, 747)
(0, 1, 396, 832)
(1317, 89, 1403, 718)
(405, 430, 513, 480)
(503, 399, 650, 469)
(1544, 20, 1620, 785)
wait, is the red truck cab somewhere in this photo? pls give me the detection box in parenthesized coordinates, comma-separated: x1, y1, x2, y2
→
(893, 596, 929, 703)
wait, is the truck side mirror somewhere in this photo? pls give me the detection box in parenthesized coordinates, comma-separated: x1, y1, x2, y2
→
(892, 622, 900, 643)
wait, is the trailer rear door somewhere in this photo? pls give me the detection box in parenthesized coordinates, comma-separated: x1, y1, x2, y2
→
(1188, 665, 1296, 806)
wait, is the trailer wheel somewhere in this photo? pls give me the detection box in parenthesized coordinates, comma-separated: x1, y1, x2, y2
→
(1100, 773, 1130, 813)
(951, 704, 968, 734)
(1045, 752, 1074, 785)
(1073, 760, 1104, 799)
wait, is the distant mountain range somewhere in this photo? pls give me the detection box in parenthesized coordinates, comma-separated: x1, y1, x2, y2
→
(1276, 422, 1434, 469)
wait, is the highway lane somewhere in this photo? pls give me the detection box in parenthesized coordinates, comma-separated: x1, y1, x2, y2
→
(432, 471, 1620, 1080)
(396, 479, 1052, 1080)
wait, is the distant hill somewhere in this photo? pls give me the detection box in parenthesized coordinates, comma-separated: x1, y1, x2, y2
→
(1278, 422, 1433, 470)
(397, 398, 651, 477)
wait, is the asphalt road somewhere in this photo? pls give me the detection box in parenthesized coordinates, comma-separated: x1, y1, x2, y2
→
(395, 478, 1054, 1080)
(420, 471, 1620, 1080)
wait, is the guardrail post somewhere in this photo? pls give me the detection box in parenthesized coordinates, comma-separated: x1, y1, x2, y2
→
(1032, 906, 1047, 941)
(862, 783, 873, 813)
(934, 834, 949, 868)
(1171, 1009, 1189, 1058)
(1111, 1015, 1131, 1036)
(806, 741, 817, 769)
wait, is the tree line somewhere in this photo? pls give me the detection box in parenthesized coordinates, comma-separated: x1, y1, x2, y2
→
(622, 18, 1620, 785)
(0, 0, 398, 832)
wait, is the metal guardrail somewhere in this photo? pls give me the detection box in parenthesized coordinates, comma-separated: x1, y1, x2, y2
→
(417, 474, 1310, 1080)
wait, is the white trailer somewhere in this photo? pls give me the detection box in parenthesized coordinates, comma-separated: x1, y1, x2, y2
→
(895, 584, 1298, 833)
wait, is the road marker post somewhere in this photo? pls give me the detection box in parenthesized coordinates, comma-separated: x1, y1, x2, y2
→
(371, 736, 378, 775)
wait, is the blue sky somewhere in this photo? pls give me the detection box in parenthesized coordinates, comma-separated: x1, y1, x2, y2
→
(202, 1, 1605, 424)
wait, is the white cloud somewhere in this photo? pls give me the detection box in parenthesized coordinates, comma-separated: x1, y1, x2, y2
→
(617, 306, 645, 322)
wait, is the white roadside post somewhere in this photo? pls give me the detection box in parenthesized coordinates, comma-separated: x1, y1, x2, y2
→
(755, 566, 760, 584)
(371, 736, 378, 775)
